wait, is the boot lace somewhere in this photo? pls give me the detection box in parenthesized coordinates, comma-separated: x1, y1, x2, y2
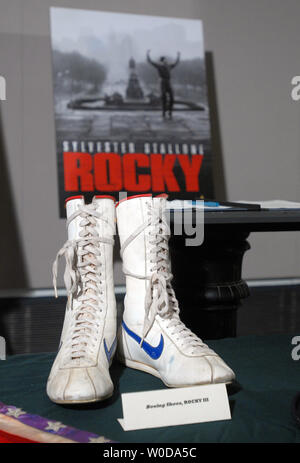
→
(52, 203, 114, 362)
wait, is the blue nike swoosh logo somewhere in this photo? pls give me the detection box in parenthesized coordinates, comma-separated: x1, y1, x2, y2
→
(104, 337, 117, 363)
(122, 321, 164, 360)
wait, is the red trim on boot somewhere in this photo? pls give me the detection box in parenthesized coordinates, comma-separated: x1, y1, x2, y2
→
(116, 193, 169, 207)
(65, 195, 84, 204)
(94, 195, 116, 202)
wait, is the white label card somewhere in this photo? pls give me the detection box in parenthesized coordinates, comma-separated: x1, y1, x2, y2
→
(118, 383, 231, 431)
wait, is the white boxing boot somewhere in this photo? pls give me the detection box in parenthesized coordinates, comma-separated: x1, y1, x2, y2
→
(116, 195, 235, 387)
(47, 196, 117, 404)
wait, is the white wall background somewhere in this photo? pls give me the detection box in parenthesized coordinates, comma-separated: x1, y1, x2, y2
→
(1, 0, 300, 289)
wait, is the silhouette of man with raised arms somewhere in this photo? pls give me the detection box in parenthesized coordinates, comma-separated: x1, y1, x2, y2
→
(147, 50, 180, 119)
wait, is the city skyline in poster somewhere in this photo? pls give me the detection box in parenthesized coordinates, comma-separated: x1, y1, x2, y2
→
(49, 7, 214, 216)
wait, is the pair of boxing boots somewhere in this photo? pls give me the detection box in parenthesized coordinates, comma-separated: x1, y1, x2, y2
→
(47, 195, 235, 404)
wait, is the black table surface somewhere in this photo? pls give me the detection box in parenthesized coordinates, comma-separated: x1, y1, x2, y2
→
(170, 208, 300, 232)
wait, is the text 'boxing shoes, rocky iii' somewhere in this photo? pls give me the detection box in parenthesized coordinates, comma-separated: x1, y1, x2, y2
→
(47, 196, 117, 404)
(116, 194, 235, 387)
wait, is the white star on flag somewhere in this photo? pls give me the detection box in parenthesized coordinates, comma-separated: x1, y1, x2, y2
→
(45, 421, 67, 432)
(6, 407, 26, 418)
(89, 436, 109, 443)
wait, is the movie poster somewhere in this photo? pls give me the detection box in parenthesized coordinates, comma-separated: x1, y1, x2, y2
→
(49, 7, 214, 216)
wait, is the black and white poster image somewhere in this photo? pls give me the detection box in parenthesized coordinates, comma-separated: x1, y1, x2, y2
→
(50, 7, 214, 212)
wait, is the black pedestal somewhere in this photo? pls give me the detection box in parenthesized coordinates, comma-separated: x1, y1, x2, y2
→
(169, 228, 250, 339)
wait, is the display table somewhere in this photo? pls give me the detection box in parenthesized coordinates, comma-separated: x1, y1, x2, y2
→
(169, 209, 300, 339)
(0, 333, 299, 443)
